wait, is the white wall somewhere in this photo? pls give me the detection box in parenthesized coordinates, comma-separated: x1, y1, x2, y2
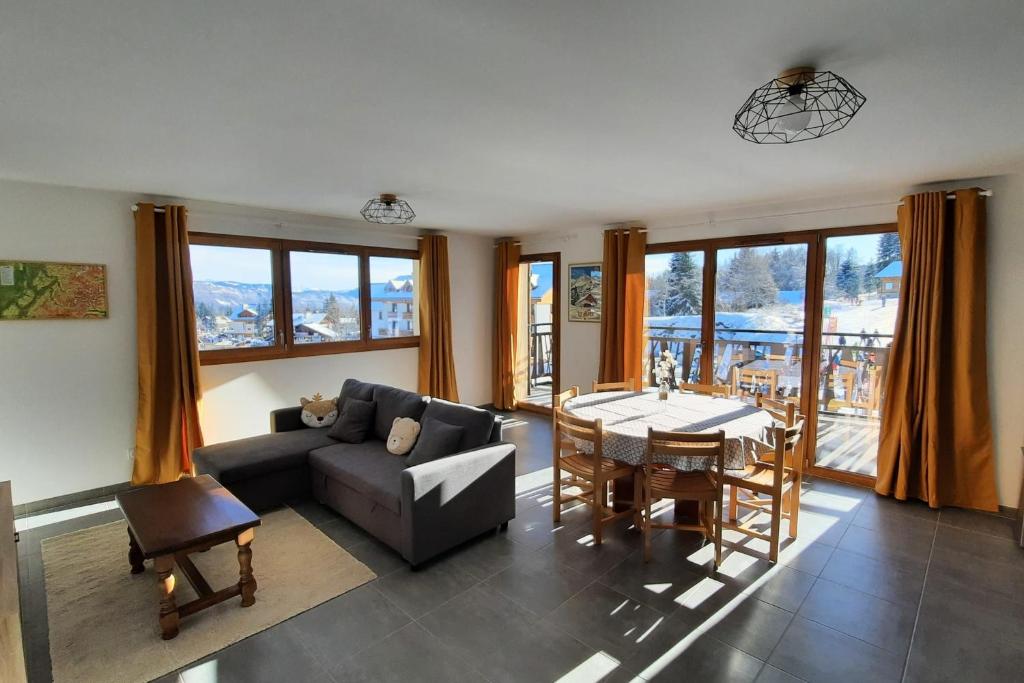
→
(0, 181, 138, 505)
(520, 172, 1024, 507)
(0, 181, 494, 504)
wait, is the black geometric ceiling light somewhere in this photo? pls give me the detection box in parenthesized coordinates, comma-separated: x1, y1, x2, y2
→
(360, 193, 416, 224)
(733, 67, 866, 144)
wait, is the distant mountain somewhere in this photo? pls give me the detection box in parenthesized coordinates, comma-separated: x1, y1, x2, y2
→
(192, 280, 358, 315)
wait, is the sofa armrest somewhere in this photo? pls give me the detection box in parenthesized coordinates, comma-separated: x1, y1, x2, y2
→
(270, 406, 307, 433)
(400, 442, 516, 565)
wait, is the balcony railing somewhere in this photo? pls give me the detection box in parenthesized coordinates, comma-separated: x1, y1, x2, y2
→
(528, 322, 553, 393)
(645, 324, 893, 417)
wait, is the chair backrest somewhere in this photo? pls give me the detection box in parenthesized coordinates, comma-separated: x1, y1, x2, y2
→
(552, 386, 580, 410)
(758, 418, 805, 473)
(592, 378, 635, 393)
(553, 406, 602, 462)
(644, 427, 726, 481)
(678, 382, 732, 398)
(732, 366, 779, 399)
(755, 393, 797, 426)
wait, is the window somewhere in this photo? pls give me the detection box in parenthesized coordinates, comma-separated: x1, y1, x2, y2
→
(189, 233, 419, 364)
(369, 256, 419, 339)
(289, 251, 361, 345)
(190, 243, 279, 352)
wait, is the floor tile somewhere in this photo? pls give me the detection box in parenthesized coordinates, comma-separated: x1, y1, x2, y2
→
(315, 515, 373, 549)
(598, 545, 718, 615)
(288, 499, 342, 527)
(776, 541, 834, 576)
(343, 537, 408, 576)
(819, 547, 925, 606)
(442, 530, 534, 581)
(768, 616, 904, 683)
(374, 556, 480, 619)
(483, 549, 593, 617)
(621, 612, 764, 682)
(836, 517, 934, 568)
(325, 622, 485, 682)
(545, 582, 667, 663)
(938, 506, 1017, 540)
(932, 523, 1024, 566)
(287, 584, 411, 666)
(503, 497, 589, 550)
(418, 585, 601, 683)
(538, 516, 640, 580)
(755, 664, 805, 682)
(742, 565, 816, 614)
(701, 597, 794, 660)
(797, 578, 916, 655)
(177, 623, 333, 683)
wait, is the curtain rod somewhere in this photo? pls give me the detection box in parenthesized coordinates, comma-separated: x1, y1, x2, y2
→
(131, 204, 424, 240)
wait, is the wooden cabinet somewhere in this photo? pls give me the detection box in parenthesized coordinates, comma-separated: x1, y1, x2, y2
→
(0, 481, 27, 683)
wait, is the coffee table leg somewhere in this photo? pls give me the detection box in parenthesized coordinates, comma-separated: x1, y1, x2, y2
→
(155, 555, 179, 640)
(236, 528, 257, 607)
(128, 529, 144, 574)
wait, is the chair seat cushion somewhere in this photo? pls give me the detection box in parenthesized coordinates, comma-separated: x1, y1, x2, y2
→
(192, 429, 337, 484)
(309, 440, 405, 515)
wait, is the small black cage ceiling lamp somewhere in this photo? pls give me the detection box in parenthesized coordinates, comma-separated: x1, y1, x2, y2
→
(360, 193, 416, 224)
(733, 67, 866, 144)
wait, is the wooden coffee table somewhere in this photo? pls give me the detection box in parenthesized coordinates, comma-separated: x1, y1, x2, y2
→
(116, 475, 261, 640)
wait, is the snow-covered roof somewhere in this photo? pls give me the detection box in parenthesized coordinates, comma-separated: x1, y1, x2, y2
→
(875, 261, 903, 278)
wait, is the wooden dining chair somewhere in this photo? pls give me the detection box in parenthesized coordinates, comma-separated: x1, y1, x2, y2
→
(732, 366, 779, 401)
(592, 377, 636, 393)
(678, 382, 732, 398)
(636, 428, 725, 567)
(723, 419, 805, 563)
(755, 393, 797, 426)
(552, 406, 635, 544)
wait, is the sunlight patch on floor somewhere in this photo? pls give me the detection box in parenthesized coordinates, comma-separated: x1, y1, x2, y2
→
(15, 499, 119, 532)
(553, 651, 620, 683)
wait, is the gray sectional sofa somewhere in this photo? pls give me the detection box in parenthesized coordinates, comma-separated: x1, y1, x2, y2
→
(192, 379, 516, 566)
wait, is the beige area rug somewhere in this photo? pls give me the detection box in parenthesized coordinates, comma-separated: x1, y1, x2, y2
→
(42, 507, 376, 683)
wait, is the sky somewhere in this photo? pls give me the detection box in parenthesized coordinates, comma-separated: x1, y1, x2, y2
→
(189, 245, 414, 289)
(645, 233, 885, 277)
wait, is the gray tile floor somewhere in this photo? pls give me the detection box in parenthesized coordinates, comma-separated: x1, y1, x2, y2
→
(16, 410, 1024, 682)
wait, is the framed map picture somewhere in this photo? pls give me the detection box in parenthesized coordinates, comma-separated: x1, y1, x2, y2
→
(568, 262, 601, 322)
(0, 260, 108, 320)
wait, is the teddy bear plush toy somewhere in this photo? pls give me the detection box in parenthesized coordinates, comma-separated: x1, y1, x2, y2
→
(299, 393, 339, 428)
(386, 417, 421, 455)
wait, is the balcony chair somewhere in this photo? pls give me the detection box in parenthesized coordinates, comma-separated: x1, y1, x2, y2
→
(723, 419, 805, 563)
(592, 377, 636, 393)
(636, 427, 725, 567)
(552, 403, 635, 544)
(732, 366, 779, 401)
(755, 393, 797, 426)
(678, 382, 732, 398)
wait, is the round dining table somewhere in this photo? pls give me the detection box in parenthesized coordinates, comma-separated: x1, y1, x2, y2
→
(561, 389, 776, 517)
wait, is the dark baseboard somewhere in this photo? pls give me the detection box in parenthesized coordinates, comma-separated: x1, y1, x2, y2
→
(14, 481, 133, 519)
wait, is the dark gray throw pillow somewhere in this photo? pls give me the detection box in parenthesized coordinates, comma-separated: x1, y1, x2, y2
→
(328, 398, 376, 443)
(406, 417, 465, 467)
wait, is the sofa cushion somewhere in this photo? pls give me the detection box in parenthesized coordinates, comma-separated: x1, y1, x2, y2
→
(372, 385, 428, 441)
(309, 440, 405, 515)
(192, 429, 337, 484)
(340, 378, 379, 403)
(406, 417, 465, 467)
(421, 399, 496, 451)
(328, 397, 376, 443)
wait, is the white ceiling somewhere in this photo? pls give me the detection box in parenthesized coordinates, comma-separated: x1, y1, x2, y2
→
(2, 1, 1023, 235)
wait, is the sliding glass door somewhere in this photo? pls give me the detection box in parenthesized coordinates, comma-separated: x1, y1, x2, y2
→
(644, 225, 898, 487)
(810, 231, 901, 478)
(517, 253, 560, 411)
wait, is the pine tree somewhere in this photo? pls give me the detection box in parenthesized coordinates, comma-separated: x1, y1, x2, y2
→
(664, 252, 702, 315)
(768, 247, 807, 291)
(718, 248, 777, 310)
(836, 250, 861, 300)
(876, 232, 902, 269)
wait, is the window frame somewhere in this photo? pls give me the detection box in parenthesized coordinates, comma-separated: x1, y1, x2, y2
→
(188, 232, 420, 365)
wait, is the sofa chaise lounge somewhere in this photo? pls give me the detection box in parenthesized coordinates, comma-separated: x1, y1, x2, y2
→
(192, 379, 516, 566)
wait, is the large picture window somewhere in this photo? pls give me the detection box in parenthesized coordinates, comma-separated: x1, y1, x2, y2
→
(188, 233, 419, 364)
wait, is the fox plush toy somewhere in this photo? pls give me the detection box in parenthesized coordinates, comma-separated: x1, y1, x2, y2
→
(299, 393, 339, 428)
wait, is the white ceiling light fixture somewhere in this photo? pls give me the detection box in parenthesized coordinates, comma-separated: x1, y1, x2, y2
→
(360, 193, 416, 224)
(733, 67, 866, 144)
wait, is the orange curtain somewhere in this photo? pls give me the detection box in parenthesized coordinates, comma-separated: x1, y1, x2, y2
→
(492, 240, 521, 410)
(418, 234, 460, 401)
(599, 226, 646, 384)
(132, 204, 203, 485)
(875, 189, 998, 511)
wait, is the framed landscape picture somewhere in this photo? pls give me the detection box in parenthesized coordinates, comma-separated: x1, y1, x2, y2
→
(568, 262, 601, 322)
(0, 260, 108, 320)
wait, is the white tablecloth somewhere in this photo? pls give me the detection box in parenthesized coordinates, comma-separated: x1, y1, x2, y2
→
(562, 390, 775, 471)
